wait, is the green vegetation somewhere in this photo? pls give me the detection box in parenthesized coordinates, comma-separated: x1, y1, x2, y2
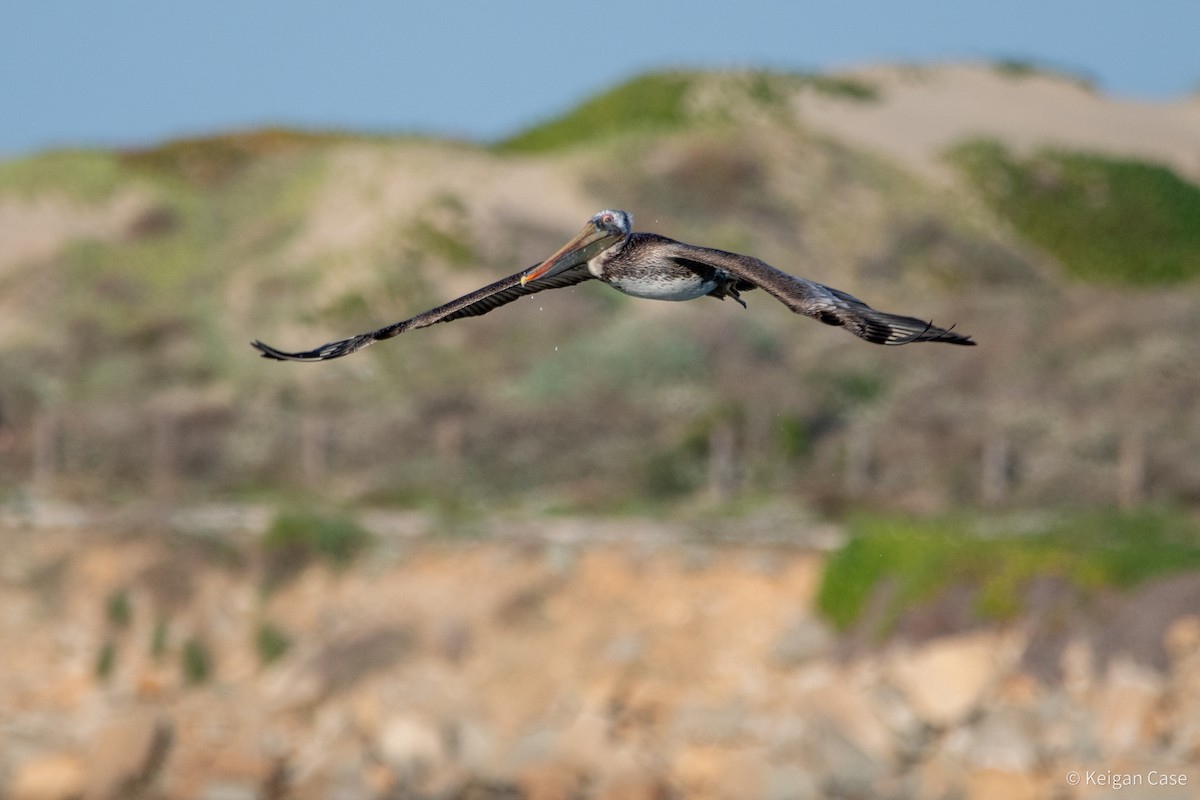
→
(815, 368, 886, 405)
(181, 637, 212, 685)
(105, 588, 132, 628)
(0, 150, 128, 200)
(817, 510, 1200, 634)
(798, 74, 880, 102)
(261, 508, 373, 592)
(405, 202, 478, 268)
(639, 430, 710, 501)
(255, 621, 293, 665)
(518, 322, 708, 400)
(119, 127, 364, 187)
(498, 71, 698, 153)
(990, 58, 1095, 91)
(95, 638, 117, 680)
(150, 618, 169, 660)
(947, 139, 1200, 283)
(2, 134, 330, 426)
(774, 415, 812, 462)
(497, 70, 878, 154)
(746, 71, 879, 105)
(263, 508, 372, 565)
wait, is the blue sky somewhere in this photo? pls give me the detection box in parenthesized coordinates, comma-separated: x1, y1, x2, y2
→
(3, 1, 1198, 157)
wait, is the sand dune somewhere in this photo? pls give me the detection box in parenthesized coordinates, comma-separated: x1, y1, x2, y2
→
(794, 63, 1200, 182)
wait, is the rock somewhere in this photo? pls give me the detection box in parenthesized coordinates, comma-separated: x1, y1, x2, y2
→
(798, 672, 894, 764)
(771, 616, 835, 667)
(378, 715, 445, 778)
(1060, 638, 1096, 699)
(672, 745, 768, 800)
(435, 618, 474, 664)
(963, 768, 1044, 800)
(1093, 656, 1163, 757)
(962, 709, 1038, 772)
(507, 728, 558, 769)
(83, 711, 173, 800)
(262, 657, 324, 711)
(992, 670, 1042, 708)
(1164, 615, 1200, 661)
(718, 748, 770, 800)
(1033, 688, 1101, 762)
(602, 632, 644, 665)
(886, 632, 1008, 727)
(762, 764, 820, 800)
(912, 749, 968, 800)
(592, 768, 673, 800)
(778, 669, 895, 793)
(515, 762, 583, 800)
(1163, 615, 1200, 759)
(809, 728, 887, 798)
(671, 700, 749, 745)
(1164, 692, 1200, 759)
(556, 708, 611, 768)
(867, 682, 927, 747)
(7, 753, 86, 800)
(448, 718, 499, 775)
(198, 781, 259, 800)
(11, 531, 1200, 800)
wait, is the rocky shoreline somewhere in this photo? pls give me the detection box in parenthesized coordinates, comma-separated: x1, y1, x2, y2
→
(2, 524, 1198, 799)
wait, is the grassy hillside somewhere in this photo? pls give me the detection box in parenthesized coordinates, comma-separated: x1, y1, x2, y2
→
(0, 68, 1198, 517)
(818, 509, 1200, 634)
(947, 139, 1200, 283)
(496, 69, 880, 153)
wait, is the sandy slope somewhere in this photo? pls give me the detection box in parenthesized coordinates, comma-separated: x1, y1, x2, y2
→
(793, 63, 1200, 183)
(287, 142, 599, 266)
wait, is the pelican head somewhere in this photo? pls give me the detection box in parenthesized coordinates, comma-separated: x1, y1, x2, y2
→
(520, 209, 631, 286)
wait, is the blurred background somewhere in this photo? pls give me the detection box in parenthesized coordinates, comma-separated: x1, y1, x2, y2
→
(2, 2, 1199, 799)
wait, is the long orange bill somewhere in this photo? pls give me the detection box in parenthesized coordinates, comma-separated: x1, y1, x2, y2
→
(520, 221, 621, 286)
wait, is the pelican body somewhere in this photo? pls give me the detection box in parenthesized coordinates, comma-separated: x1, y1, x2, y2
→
(252, 210, 973, 362)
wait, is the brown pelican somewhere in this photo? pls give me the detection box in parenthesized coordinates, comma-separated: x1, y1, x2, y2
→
(252, 209, 973, 361)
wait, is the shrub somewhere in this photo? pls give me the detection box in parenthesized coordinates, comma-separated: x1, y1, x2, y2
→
(118, 127, 358, 187)
(0, 150, 126, 200)
(95, 639, 117, 680)
(255, 621, 292, 665)
(817, 509, 1200, 634)
(497, 69, 879, 154)
(800, 74, 880, 102)
(105, 588, 132, 628)
(947, 140, 1200, 283)
(181, 637, 212, 685)
(150, 618, 169, 660)
(263, 508, 371, 565)
(261, 508, 373, 592)
(497, 71, 697, 153)
(990, 58, 1096, 90)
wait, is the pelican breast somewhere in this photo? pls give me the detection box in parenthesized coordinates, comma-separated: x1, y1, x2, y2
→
(604, 271, 718, 301)
(589, 233, 720, 302)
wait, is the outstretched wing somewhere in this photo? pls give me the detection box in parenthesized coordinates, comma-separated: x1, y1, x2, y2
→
(663, 241, 975, 346)
(252, 264, 596, 362)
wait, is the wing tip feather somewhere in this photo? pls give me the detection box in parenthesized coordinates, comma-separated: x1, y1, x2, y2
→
(883, 320, 976, 346)
(250, 339, 333, 362)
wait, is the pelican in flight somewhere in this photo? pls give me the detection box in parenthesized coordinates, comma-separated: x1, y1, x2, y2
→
(252, 210, 973, 361)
